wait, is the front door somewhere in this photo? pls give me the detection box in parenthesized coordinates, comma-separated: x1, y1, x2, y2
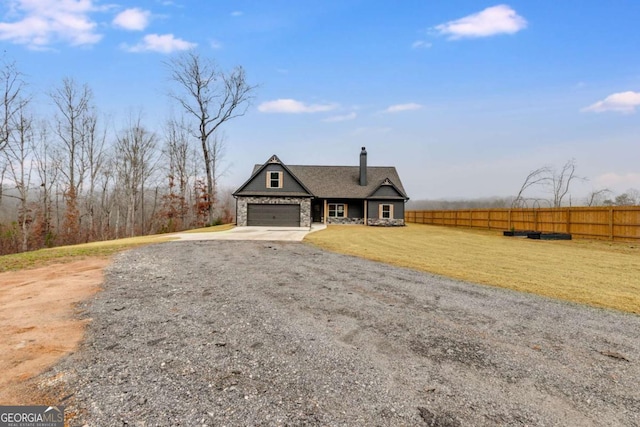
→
(312, 201, 322, 222)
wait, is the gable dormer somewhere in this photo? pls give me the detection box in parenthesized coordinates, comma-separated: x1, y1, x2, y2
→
(367, 177, 408, 199)
(233, 154, 313, 196)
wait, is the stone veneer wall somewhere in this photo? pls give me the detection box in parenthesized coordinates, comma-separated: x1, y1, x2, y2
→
(327, 217, 364, 225)
(367, 218, 405, 226)
(325, 217, 405, 226)
(236, 196, 311, 227)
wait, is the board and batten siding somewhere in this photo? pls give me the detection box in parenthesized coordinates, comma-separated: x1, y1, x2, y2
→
(322, 200, 365, 219)
(367, 200, 405, 220)
(370, 185, 403, 198)
(242, 164, 308, 193)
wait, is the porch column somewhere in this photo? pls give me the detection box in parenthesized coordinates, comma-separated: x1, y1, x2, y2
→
(364, 200, 368, 226)
(324, 199, 328, 224)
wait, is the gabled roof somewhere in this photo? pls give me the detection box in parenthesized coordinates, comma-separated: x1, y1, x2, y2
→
(367, 177, 407, 199)
(286, 165, 408, 200)
(233, 154, 314, 197)
(237, 155, 409, 200)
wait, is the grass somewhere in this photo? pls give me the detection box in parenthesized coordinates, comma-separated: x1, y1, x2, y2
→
(0, 224, 233, 272)
(305, 223, 640, 314)
(181, 224, 235, 233)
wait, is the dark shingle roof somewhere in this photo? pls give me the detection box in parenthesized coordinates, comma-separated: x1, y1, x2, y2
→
(287, 165, 407, 199)
(243, 156, 409, 200)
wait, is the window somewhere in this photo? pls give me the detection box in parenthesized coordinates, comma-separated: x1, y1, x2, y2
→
(266, 171, 283, 188)
(328, 203, 346, 218)
(380, 204, 393, 219)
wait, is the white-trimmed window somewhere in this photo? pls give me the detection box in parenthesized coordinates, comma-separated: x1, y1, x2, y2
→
(380, 204, 393, 219)
(328, 203, 346, 218)
(266, 171, 283, 188)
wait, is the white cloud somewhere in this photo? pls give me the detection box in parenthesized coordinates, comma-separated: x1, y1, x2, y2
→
(210, 39, 222, 49)
(0, 0, 104, 49)
(385, 103, 423, 113)
(352, 126, 392, 136)
(123, 33, 196, 53)
(594, 172, 640, 190)
(434, 4, 527, 40)
(582, 91, 640, 114)
(323, 112, 357, 122)
(258, 99, 338, 114)
(113, 8, 151, 31)
(411, 40, 432, 49)
(231, 11, 243, 17)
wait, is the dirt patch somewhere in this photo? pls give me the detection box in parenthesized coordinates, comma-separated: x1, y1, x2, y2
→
(0, 258, 110, 404)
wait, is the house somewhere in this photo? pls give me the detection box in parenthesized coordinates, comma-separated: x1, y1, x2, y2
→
(233, 147, 409, 227)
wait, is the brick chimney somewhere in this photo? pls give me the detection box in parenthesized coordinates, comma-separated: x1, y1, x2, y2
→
(359, 147, 367, 186)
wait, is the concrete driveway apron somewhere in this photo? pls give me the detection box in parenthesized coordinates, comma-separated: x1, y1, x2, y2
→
(174, 224, 326, 242)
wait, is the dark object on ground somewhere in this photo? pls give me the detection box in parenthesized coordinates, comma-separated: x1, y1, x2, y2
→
(503, 230, 536, 237)
(527, 232, 572, 240)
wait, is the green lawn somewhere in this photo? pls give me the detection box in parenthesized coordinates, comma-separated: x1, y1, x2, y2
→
(305, 224, 640, 314)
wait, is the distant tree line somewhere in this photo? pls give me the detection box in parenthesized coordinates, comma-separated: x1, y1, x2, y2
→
(0, 52, 255, 255)
(408, 159, 639, 211)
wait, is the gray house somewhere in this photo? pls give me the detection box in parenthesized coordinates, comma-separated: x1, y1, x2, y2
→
(233, 147, 409, 227)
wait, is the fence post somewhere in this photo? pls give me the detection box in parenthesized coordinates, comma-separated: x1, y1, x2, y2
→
(609, 207, 614, 240)
(508, 209, 511, 230)
(534, 209, 538, 231)
(566, 208, 571, 234)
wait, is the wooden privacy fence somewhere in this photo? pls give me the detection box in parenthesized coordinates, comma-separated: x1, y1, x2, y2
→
(405, 206, 640, 241)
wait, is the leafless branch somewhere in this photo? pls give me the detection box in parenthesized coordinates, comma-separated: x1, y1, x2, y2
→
(512, 166, 552, 207)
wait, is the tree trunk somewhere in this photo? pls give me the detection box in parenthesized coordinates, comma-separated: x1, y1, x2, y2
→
(201, 135, 214, 225)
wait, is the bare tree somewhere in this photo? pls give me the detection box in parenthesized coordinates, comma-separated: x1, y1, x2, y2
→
(4, 104, 34, 251)
(80, 111, 107, 239)
(166, 51, 255, 225)
(161, 117, 192, 229)
(0, 59, 27, 154)
(612, 189, 640, 206)
(512, 166, 551, 208)
(513, 160, 585, 208)
(50, 77, 94, 243)
(585, 188, 612, 207)
(50, 77, 93, 195)
(0, 59, 28, 208)
(0, 161, 6, 204)
(207, 131, 229, 202)
(97, 157, 116, 239)
(114, 114, 159, 237)
(32, 121, 59, 247)
(626, 188, 640, 205)
(550, 159, 584, 207)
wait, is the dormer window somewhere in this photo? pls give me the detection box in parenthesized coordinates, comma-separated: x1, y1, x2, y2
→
(267, 171, 283, 188)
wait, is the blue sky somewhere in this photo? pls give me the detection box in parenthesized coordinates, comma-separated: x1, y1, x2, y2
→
(1, 1, 639, 202)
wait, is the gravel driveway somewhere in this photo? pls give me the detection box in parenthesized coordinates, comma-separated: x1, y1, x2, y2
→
(54, 241, 640, 426)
